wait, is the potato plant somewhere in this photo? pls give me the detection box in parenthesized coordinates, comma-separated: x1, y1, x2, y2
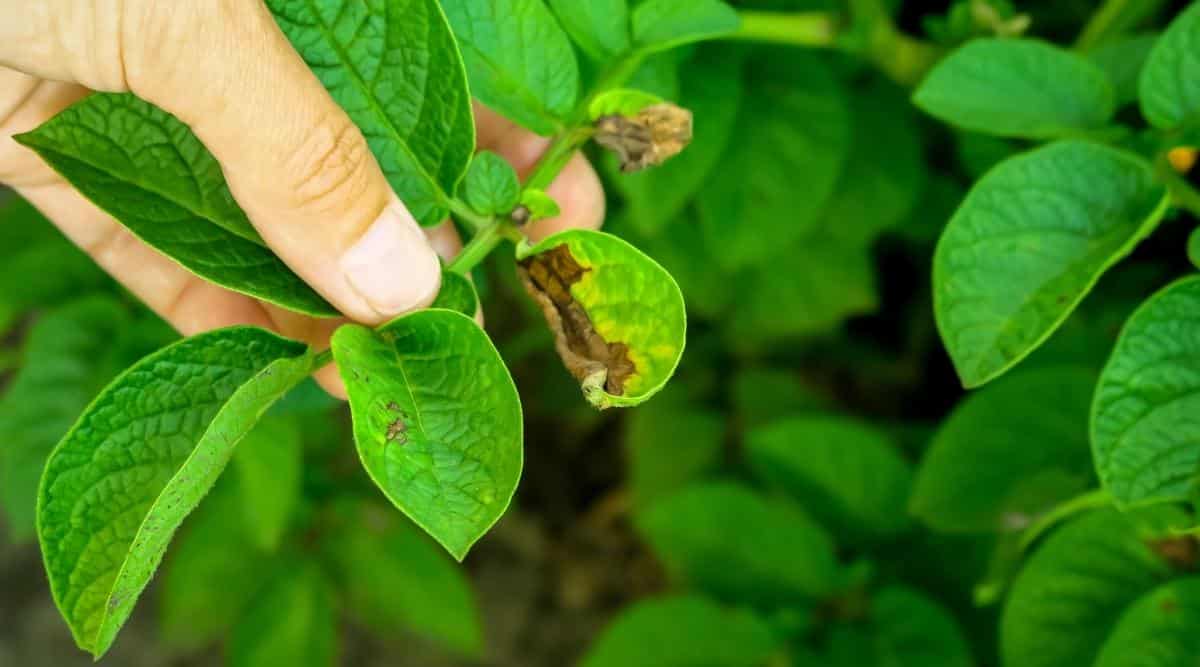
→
(3, 0, 1200, 666)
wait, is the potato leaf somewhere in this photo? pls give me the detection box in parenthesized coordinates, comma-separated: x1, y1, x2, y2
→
(625, 394, 724, 508)
(588, 88, 664, 120)
(827, 587, 973, 667)
(517, 229, 686, 408)
(1001, 507, 1185, 667)
(14, 95, 337, 317)
(462, 151, 520, 215)
(229, 560, 337, 667)
(37, 327, 315, 658)
(1089, 34, 1159, 107)
(935, 140, 1168, 388)
(230, 417, 303, 552)
(267, 0, 475, 225)
(581, 595, 779, 667)
(443, 0, 580, 135)
(631, 0, 740, 53)
(332, 309, 522, 560)
(431, 271, 480, 317)
(635, 482, 840, 605)
(1095, 578, 1200, 667)
(910, 367, 1096, 533)
(1093, 276, 1200, 507)
(547, 0, 631, 62)
(1139, 2, 1200, 129)
(913, 39, 1115, 139)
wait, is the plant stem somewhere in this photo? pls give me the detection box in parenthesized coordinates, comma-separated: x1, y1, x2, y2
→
(1075, 0, 1165, 51)
(730, 10, 839, 47)
(1018, 488, 1113, 552)
(447, 221, 512, 275)
(448, 197, 493, 234)
(313, 348, 334, 367)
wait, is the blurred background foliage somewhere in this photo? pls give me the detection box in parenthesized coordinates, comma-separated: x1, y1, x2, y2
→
(3, 0, 1200, 665)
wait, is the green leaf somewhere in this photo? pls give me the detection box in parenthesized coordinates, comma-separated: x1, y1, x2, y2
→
(462, 151, 520, 215)
(635, 482, 840, 605)
(581, 595, 780, 667)
(625, 393, 724, 507)
(325, 500, 482, 656)
(159, 477, 273, 651)
(828, 587, 973, 667)
(1190, 227, 1200, 269)
(934, 140, 1168, 388)
(431, 271, 480, 317)
(229, 560, 337, 667)
(1095, 578, 1200, 667)
(731, 368, 830, 429)
(1001, 507, 1185, 667)
(547, 0, 631, 61)
(747, 417, 912, 543)
(613, 48, 743, 235)
(332, 309, 522, 560)
(518, 188, 561, 221)
(267, 0, 474, 225)
(1139, 2, 1200, 129)
(1089, 33, 1159, 107)
(588, 88, 664, 119)
(1092, 276, 1200, 507)
(37, 327, 314, 657)
(443, 0, 580, 135)
(631, 0, 740, 53)
(230, 417, 303, 552)
(699, 52, 851, 270)
(518, 229, 686, 408)
(0, 298, 128, 540)
(14, 94, 336, 317)
(910, 367, 1096, 533)
(913, 38, 1115, 139)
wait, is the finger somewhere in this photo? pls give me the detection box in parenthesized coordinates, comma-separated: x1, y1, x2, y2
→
(474, 102, 605, 240)
(5, 1, 444, 325)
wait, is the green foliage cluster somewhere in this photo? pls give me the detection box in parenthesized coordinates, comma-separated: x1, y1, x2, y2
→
(3, 0, 1200, 665)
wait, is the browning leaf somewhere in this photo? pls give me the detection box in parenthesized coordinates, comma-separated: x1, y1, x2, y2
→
(595, 103, 693, 172)
(518, 245, 636, 400)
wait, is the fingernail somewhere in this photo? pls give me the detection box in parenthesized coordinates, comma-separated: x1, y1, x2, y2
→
(340, 199, 441, 320)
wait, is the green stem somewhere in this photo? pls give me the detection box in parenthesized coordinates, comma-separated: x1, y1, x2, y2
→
(448, 197, 493, 234)
(313, 348, 334, 367)
(1075, 0, 1164, 51)
(730, 10, 839, 47)
(447, 221, 509, 275)
(1019, 488, 1113, 552)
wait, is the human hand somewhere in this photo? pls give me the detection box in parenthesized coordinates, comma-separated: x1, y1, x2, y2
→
(0, 0, 604, 395)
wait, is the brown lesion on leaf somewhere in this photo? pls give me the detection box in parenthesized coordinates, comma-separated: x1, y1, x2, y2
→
(594, 103, 693, 173)
(1149, 535, 1199, 571)
(384, 400, 409, 446)
(518, 245, 636, 398)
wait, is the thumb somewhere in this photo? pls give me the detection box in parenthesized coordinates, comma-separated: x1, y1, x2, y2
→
(8, 1, 441, 324)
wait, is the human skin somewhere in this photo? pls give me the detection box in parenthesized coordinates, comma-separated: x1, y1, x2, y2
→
(0, 0, 605, 395)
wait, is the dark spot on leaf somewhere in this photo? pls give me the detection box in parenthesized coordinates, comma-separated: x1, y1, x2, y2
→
(594, 103, 692, 173)
(1149, 535, 1198, 570)
(518, 245, 636, 397)
(386, 418, 408, 445)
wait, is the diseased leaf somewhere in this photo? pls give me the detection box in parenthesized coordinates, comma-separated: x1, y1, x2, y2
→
(268, 0, 475, 225)
(747, 417, 912, 543)
(462, 151, 520, 215)
(625, 392, 724, 507)
(1093, 276, 1200, 507)
(332, 309, 522, 560)
(517, 229, 686, 408)
(0, 298, 128, 540)
(443, 0, 580, 135)
(1001, 507, 1186, 667)
(913, 38, 1115, 139)
(581, 595, 779, 667)
(159, 477, 273, 651)
(935, 140, 1168, 388)
(911, 367, 1096, 533)
(699, 52, 850, 270)
(37, 327, 315, 657)
(547, 0, 630, 61)
(613, 48, 743, 235)
(229, 560, 337, 667)
(431, 271, 480, 317)
(828, 587, 973, 667)
(588, 89, 664, 120)
(631, 0, 740, 53)
(636, 482, 840, 605)
(325, 500, 482, 656)
(230, 417, 303, 552)
(1139, 2, 1200, 129)
(14, 94, 336, 316)
(1095, 578, 1200, 667)
(1090, 33, 1159, 107)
